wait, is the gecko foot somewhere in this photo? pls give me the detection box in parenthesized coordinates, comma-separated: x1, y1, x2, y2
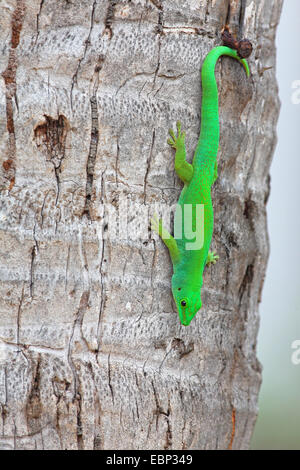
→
(206, 251, 219, 266)
(150, 213, 161, 237)
(167, 121, 186, 150)
(151, 213, 170, 239)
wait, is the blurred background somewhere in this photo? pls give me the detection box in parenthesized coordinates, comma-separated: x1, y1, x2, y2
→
(251, 0, 300, 450)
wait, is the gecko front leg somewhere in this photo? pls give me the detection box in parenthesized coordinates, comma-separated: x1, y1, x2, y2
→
(151, 213, 180, 265)
(168, 121, 193, 184)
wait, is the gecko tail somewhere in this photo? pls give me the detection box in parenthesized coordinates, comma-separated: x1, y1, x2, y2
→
(194, 45, 250, 171)
(239, 57, 250, 77)
(201, 46, 250, 80)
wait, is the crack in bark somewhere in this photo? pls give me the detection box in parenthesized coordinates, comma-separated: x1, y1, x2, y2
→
(67, 291, 90, 394)
(1, 367, 8, 427)
(16, 284, 25, 349)
(1, 0, 26, 191)
(115, 138, 120, 185)
(93, 392, 103, 449)
(26, 355, 43, 431)
(65, 244, 71, 291)
(70, 0, 97, 111)
(238, 0, 246, 36)
(83, 50, 106, 218)
(67, 291, 90, 449)
(29, 246, 36, 299)
(96, 173, 107, 350)
(164, 399, 172, 450)
(149, 0, 163, 10)
(35, 0, 44, 45)
(205, 0, 210, 23)
(1, 422, 52, 441)
(151, 381, 172, 448)
(152, 9, 164, 89)
(116, 71, 155, 97)
(157, 72, 185, 80)
(225, 0, 231, 25)
(0, 338, 65, 354)
(76, 384, 84, 450)
(84, 96, 99, 217)
(227, 407, 236, 450)
(107, 353, 114, 404)
(159, 338, 194, 373)
(171, 338, 194, 359)
(33, 222, 39, 253)
(104, 0, 117, 38)
(238, 262, 254, 308)
(143, 129, 155, 203)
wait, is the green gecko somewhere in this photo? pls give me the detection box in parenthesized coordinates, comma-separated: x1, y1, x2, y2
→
(151, 46, 250, 326)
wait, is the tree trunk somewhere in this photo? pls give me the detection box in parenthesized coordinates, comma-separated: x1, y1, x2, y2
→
(0, 0, 282, 450)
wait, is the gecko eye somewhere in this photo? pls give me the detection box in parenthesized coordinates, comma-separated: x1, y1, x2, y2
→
(178, 288, 181, 291)
(181, 300, 187, 307)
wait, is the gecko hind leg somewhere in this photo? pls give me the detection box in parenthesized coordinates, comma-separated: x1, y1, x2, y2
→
(168, 121, 193, 184)
(206, 251, 219, 266)
(151, 213, 180, 265)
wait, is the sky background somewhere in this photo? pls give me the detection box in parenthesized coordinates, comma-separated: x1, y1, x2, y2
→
(251, 0, 300, 450)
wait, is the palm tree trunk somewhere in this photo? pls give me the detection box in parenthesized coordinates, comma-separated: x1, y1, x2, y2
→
(0, 0, 282, 449)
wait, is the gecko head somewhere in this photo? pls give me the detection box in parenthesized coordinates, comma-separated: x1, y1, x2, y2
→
(171, 279, 202, 326)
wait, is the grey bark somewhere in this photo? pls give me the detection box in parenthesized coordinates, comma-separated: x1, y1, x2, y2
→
(0, 0, 282, 450)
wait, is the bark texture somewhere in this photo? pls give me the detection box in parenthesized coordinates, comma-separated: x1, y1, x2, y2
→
(0, 0, 282, 450)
